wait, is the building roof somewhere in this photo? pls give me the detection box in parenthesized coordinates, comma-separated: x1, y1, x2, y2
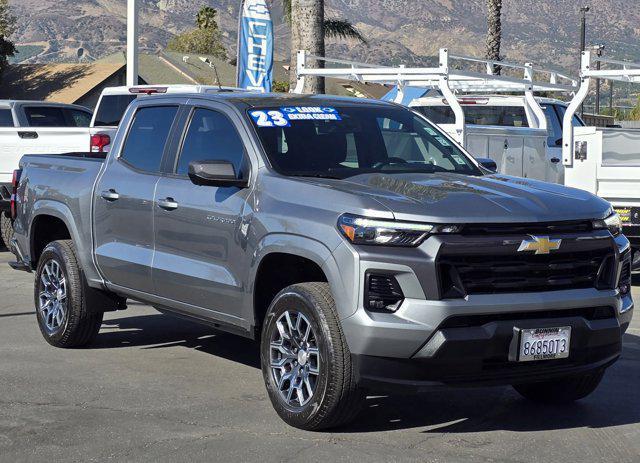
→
(0, 63, 124, 104)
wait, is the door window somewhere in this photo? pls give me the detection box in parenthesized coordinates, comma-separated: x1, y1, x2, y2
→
(64, 109, 92, 127)
(176, 108, 246, 176)
(24, 106, 67, 127)
(541, 104, 563, 147)
(0, 109, 13, 127)
(120, 106, 179, 173)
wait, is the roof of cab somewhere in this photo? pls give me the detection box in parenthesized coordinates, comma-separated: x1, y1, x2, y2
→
(0, 100, 92, 111)
(179, 92, 394, 110)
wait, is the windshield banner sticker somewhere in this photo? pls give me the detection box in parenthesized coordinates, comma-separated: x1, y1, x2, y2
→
(250, 107, 342, 127)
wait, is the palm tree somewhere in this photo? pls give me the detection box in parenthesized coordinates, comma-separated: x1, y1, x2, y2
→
(285, 0, 367, 93)
(196, 6, 218, 30)
(486, 0, 502, 74)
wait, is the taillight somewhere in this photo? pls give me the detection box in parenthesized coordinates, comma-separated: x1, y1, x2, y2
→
(10, 168, 21, 220)
(91, 133, 111, 153)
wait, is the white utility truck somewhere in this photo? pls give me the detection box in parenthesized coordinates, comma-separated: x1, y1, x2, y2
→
(0, 101, 93, 247)
(408, 96, 585, 184)
(293, 49, 579, 183)
(563, 51, 640, 259)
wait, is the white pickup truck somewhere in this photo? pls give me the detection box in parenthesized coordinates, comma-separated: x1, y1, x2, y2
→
(0, 101, 93, 247)
(409, 95, 585, 185)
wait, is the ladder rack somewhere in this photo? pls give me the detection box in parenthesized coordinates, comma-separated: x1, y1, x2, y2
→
(293, 48, 578, 143)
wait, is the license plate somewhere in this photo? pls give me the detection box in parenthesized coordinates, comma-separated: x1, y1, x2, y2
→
(518, 326, 571, 362)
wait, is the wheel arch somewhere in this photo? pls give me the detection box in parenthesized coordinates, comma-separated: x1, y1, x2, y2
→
(250, 234, 350, 337)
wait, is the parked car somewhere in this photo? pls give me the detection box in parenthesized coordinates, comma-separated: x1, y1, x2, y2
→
(9, 93, 634, 430)
(0, 101, 93, 248)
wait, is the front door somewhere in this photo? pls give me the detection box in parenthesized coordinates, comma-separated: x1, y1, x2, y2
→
(152, 106, 252, 322)
(94, 105, 179, 293)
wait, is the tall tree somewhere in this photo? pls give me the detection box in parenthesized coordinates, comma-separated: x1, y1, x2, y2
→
(285, 0, 366, 92)
(485, 0, 502, 73)
(167, 6, 227, 59)
(0, 0, 16, 81)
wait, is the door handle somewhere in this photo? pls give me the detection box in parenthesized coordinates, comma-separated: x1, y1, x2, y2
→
(158, 197, 179, 211)
(18, 131, 38, 139)
(100, 189, 120, 201)
(550, 157, 561, 164)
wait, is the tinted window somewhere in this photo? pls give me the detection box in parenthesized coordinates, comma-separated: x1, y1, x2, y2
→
(250, 106, 480, 179)
(0, 109, 13, 127)
(120, 106, 179, 173)
(541, 104, 562, 146)
(418, 106, 455, 124)
(24, 107, 66, 127)
(554, 104, 585, 127)
(415, 105, 529, 127)
(176, 108, 246, 176)
(94, 95, 137, 127)
(66, 109, 92, 127)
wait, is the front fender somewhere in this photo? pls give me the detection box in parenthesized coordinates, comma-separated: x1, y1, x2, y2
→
(249, 233, 355, 322)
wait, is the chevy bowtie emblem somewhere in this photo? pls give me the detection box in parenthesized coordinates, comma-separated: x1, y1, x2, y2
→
(517, 236, 562, 255)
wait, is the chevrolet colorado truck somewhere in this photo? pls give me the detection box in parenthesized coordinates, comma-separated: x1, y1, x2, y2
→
(8, 93, 634, 430)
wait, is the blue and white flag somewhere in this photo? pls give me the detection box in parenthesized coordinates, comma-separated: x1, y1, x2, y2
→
(237, 0, 274, 92)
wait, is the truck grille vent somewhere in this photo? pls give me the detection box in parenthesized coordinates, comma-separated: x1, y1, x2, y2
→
(438, 248, 614, 296)
(461, 221, 592, 235)
(365, 273, 404, 312)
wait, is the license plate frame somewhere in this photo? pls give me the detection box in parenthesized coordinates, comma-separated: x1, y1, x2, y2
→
(517, 326, 571, 362)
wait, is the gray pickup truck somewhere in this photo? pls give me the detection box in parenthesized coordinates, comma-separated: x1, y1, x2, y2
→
(8, 93, 634, 430)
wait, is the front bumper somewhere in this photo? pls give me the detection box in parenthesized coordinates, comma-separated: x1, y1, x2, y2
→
(333, 229, 633, 392)
(352, 306, 627, 391)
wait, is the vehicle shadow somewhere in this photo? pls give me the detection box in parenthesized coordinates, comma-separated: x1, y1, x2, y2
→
(94, 310, 640, 434)
(95, 313, 261, 369)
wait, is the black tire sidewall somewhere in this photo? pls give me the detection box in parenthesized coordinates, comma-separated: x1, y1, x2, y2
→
(34, 242, 82, 346)
(0, 210, 12, 248)
(260, 288, 336, 428)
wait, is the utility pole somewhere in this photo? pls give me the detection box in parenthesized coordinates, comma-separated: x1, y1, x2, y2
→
(579, 6, 590, 115)
(609, 80, 614, 113)
(127, 0, 139, 86)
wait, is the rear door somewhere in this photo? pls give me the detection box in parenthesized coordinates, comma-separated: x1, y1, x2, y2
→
(94, 104, 180, 293)
(152, 103, 253, 323)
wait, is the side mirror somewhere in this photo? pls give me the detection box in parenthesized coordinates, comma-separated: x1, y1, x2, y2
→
(188, 160, 248, 188)
(476, 157, 497, 172)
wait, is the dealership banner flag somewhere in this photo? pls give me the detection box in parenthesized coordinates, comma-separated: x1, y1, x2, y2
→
(237, 0, 274, 92)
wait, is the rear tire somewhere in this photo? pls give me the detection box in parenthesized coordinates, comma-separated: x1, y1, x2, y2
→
(513, 369, 605, 404)
(0, 210, 12, 249)
(260, 282, 364, 430)
(34, 240, 104, 348)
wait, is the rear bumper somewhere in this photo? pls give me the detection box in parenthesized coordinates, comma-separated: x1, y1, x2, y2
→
(353, 309, 627, 392)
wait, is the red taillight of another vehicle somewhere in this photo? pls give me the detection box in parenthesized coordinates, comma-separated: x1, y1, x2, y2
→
(91, 133, 111, 153)
(10, 168, 22, 220)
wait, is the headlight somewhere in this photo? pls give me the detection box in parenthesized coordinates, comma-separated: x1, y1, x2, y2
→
(337, 214, 460, 247)
(593, 212, 622, 236)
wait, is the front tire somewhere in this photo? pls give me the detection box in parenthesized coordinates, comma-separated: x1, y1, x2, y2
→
(35, 240, 104, 348)
(513, 369, 605, 404)
(0, 210, 12, 249)
(260, 282, 364, 430)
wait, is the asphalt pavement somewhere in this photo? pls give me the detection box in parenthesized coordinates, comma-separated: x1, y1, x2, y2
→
(0, 250, 638, 463)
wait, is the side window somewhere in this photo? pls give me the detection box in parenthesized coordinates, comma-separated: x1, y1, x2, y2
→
(64, 109, 92, 128)
(120, 106, 179, 173)
(24, 106, 66, 127)
(0, 109, 13, 127)
(176, 108, 246, 176)
(541, 105, 562, 146)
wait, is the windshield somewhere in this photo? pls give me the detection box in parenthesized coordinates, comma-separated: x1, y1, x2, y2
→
(248, 105, 481, 179)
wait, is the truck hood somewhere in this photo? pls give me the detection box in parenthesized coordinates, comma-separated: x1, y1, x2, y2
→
(303, 172, 611, 223)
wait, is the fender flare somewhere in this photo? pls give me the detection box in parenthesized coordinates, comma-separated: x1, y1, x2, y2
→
(28, 200, 103, 286)
(250, 233, 352, 321)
